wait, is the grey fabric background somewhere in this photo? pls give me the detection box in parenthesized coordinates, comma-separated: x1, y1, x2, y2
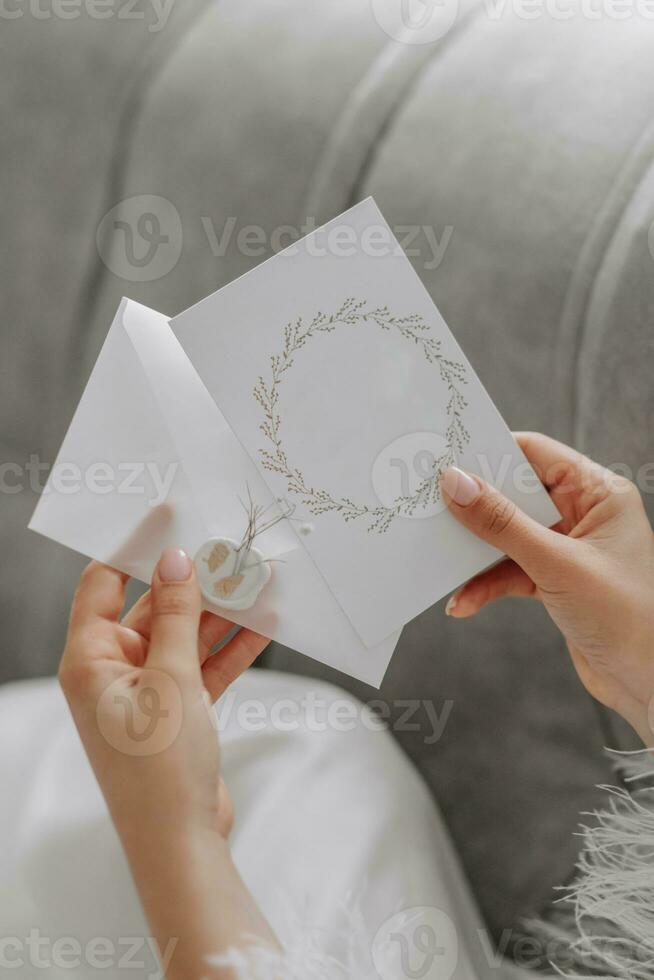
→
(2, 0, 654, 944)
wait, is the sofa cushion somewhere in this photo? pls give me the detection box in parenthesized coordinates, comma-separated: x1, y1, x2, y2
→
(7, 0, 654, 944)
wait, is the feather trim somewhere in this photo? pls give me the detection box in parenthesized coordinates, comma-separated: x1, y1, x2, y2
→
(524, 751, 654, 979)
(205, 893, 414, 979)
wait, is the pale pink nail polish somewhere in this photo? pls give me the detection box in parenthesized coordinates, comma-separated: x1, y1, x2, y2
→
(440, 467, 481, 507)
(445, 594, 458, 615)
(159, 547, 192, 582)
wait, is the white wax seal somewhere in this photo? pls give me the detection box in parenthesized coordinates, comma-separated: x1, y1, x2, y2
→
(194, 537, 271, 611)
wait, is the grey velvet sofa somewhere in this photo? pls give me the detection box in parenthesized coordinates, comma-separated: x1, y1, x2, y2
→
(3, 0, 654, 947)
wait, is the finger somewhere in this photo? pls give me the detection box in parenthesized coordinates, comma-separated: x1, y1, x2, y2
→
(118, 627, 149, 667)
(513, 431, 612, 525)
(202, 628, 270, 703)
(148, 548, 202, 673)
(69, 561, 129, 632)
(197, 614, 237, 664)
(440, 466, 575, 587)
(62, 563, 131, 685)
(513, 431, 595, 487)
(121, 589, 151, 636)
(446, 559, 536, 618)
(123, 591, 235, 664)
(118, 591, 152, 668)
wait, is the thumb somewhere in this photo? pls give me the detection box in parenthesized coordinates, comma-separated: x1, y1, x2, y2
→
(440, 466, 568, 586)
(148, 547, 202, 673)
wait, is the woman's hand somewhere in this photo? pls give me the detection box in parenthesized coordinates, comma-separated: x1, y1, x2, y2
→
(59, 549, 278, 978)
(441, 432, 654, 746)
(60, 549, 268, 837)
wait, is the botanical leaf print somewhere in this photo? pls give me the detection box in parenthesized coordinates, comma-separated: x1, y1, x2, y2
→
(204, 541, 230, 573)
(213, 574, 245, 599)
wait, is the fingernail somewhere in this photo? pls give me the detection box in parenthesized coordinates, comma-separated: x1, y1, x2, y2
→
(441, 466, 481, 507)
(159, 547, 192, 582)
(445, 594, 458, 615)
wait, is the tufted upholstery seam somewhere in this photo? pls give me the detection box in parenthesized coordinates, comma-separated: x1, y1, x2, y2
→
(573, 150, 654, 449)
(554, 117, 654, 448)
(67, 0, 216, 385)
(347, 6, 487, 210)
(303, 1, 486, 226)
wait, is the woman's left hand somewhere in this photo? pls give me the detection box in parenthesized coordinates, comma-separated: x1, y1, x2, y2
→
(59, 549, 269, 840)
(59, 550, 277, 978)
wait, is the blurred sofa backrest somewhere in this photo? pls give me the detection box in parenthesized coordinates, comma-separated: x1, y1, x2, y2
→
(4, 0, 654, 942)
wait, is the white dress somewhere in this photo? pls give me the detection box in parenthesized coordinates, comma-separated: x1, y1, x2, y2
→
(0, 671, 528, 980)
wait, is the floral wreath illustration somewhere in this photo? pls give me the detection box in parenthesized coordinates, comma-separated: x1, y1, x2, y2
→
(253, 297, 470, 533)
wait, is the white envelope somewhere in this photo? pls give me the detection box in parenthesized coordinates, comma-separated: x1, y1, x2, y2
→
(29, 299, 401, 686)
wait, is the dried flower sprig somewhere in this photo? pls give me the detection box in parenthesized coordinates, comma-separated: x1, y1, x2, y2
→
(233, 487, 295, 575)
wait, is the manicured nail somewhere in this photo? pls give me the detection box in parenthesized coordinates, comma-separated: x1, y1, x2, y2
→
(159, 547, 192, 582)
(445, 594, 458, 615)
(440, 466, 481, 507)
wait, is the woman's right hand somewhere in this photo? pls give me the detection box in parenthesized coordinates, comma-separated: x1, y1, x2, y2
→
(440, 432, 654, 745)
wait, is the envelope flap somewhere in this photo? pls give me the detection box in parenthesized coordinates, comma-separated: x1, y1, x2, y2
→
(121, 299, 298, 560)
